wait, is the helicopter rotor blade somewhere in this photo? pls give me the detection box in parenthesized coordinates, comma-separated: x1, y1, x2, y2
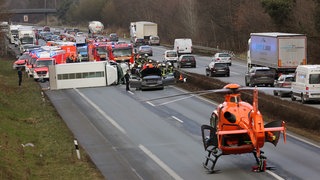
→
(142, 88, 232, 102)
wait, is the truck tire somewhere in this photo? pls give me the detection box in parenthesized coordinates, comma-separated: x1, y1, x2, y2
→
(273, 90, 278, 96)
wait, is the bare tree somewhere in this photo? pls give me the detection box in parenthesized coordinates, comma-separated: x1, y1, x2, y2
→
(176, 0, 199, 38)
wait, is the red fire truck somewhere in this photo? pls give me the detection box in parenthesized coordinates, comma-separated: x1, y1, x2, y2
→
(107, 43, 134, 64)
(87, 42, 109, 61)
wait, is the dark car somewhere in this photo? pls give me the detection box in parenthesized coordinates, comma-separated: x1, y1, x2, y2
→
(245, 67, 275, 87)
(205, 62, 230, 77)
(134, 38, 145, 47)
(177, 54, 196, 68)
(109, 33, 119, 42)
(273, 74, 295, 97)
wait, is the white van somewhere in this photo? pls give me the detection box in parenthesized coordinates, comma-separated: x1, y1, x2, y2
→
(164, 50, 178, 63)
(173, 38, 192, 56)
(291, 65, 320, 103)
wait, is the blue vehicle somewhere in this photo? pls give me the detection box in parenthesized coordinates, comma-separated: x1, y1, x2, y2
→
(77, 45, 88, 62)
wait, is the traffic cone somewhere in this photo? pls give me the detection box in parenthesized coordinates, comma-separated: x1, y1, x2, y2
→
(179, 74, 183, 81)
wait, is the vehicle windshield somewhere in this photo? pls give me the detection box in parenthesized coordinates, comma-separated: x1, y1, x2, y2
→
(78, 47, 87, 53)
(19, 54, 30, 60)
(255, 69, 272, 74)
(140, 46, 151, 50)
(21, 37, 34, 44)
(218, 53, 231, 57)
(36, 60, 54, 67)
(285, 77, 294, 82)
(96, 47, 107, 55)
(215, 63, 228, 67)
(11, 30, 18, 35)
(112, 48, 132, 57)
(167, 52, 177, 57)
(309, 74, 320, 84)
(182, 56, 195, 60)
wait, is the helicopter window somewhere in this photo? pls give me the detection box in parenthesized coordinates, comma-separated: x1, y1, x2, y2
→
(230, 96, 240, 103)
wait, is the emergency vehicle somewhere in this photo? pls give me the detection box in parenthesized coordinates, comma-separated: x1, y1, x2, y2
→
(87, 42, 109, 61)
(107, 43, 134, 64)
(31, 48, 66, 81)
(55, 41, 77, 61)
(33, 57, 56, 81)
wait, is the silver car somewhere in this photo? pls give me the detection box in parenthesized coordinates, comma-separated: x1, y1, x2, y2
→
(273, 74, 295, 97)
(138, 45, 153, 56)
(212, 53, 232, 66)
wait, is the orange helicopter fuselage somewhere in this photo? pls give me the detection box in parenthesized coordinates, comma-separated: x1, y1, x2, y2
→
(215, 93, 265, 155)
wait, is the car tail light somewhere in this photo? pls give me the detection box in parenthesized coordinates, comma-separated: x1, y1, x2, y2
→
(306, 86, 309, 95)
(282, 82, 291, 87)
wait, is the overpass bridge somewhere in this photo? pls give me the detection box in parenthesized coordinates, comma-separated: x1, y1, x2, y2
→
(1, 9, 57, 25)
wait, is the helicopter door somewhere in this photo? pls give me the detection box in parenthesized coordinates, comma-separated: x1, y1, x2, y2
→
(201, 125, 218, 150)
(210, 110, 218, 127)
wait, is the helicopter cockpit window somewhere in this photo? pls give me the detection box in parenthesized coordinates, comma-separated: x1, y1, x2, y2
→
(230, 96, 240, 103)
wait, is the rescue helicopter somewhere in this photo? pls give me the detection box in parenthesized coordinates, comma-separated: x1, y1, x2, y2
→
(145, 83, 286, 173)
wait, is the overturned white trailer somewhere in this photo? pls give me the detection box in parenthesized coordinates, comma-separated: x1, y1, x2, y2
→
(49, 61, 125, 90)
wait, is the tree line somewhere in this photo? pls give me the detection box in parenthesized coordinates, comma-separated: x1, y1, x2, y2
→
(1, 0, 320, 64)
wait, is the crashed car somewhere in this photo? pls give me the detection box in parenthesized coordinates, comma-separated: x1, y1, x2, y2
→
(130, 65, 175, 90)
(13, 52, 31, 70)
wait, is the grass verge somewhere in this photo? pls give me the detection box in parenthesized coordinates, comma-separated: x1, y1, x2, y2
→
(0, 56, 104, 179)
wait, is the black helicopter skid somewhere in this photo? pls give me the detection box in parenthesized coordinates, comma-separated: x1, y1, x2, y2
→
(203, 145, 222, 173)
(201, 125, 222, 173)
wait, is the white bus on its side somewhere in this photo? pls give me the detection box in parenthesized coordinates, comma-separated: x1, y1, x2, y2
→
(49, 61, 127, 90)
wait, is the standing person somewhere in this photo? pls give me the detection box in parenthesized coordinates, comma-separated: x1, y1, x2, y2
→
(78, 53, 82, 62)
(124, 70, 130, 91)
(18, 68, 23, 86)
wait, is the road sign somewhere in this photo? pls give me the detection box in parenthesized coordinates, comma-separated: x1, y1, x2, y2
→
(23, 15, 28, 22)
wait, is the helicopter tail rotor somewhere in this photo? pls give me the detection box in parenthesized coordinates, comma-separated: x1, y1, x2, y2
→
(264, 120, 286, 146)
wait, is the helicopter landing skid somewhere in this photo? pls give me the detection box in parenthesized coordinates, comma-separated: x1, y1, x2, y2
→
(251, 151, 275, 172)
(203, 146, 222, 173)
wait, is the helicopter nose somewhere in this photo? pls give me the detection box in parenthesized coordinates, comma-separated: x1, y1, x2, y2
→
(224, 111, 236, 123)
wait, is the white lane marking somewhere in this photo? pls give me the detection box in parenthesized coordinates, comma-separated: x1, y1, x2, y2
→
(74, 89, 126, 134)
(287, 132, 320, 149)
(172, 86, 219, 106)
(172, 116, 184, 123)
(157, 94, 199, 106)
(266, 170, 285, 180)
(139, 144, 183, 180)
(146, 101, 155, 106)
(128, 90, 135, 95)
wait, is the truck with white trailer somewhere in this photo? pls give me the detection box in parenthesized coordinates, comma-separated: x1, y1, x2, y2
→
(17, 27, 36, 47)
(130, 21, 159, 45)
(247, 32, 307, 79)
(8, 24, 21, 44)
